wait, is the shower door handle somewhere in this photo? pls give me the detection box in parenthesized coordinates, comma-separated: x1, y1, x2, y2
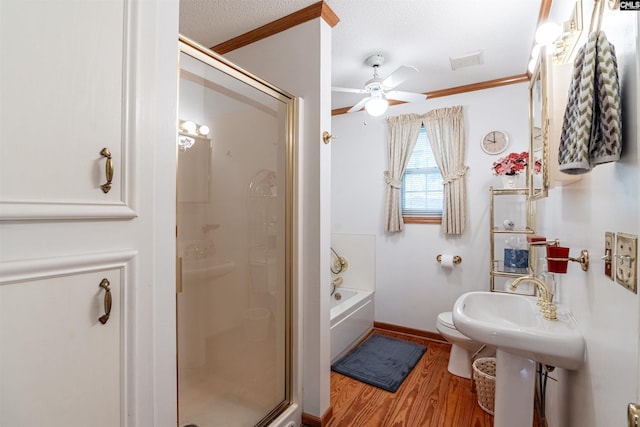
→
(176, 257, 183, 293)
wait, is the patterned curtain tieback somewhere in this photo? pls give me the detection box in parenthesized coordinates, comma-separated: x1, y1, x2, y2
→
(442, 166, 469, 185)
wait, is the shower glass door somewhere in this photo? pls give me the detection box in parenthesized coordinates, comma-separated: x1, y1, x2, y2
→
(176, 37, 294, 427)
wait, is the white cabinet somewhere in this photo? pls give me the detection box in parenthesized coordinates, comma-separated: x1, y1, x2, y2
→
(0, 1, 178, 425)
(0, 252, 133, 426)
(0, 0, 136, 220)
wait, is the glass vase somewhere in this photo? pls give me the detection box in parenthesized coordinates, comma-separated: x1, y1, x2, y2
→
(501, 174, 520, 189)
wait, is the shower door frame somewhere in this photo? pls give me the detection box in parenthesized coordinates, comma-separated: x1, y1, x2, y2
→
(177, 35, 296, 426)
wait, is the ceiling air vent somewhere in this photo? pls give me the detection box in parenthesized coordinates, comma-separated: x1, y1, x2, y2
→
(449, 50, 483, 70)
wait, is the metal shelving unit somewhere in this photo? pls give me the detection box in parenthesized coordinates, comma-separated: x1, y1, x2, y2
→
(489, 187, 536, 295)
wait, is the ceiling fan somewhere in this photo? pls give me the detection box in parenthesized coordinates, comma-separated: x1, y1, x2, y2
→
(332, 54, 427, 116)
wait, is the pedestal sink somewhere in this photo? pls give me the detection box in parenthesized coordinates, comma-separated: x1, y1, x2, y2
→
(452, 291, 585, 427)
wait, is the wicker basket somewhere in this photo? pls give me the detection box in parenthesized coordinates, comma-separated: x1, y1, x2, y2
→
(472, 357, 496, 415)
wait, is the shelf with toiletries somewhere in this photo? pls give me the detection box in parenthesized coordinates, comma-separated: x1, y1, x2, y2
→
(489, 187, 536, 295)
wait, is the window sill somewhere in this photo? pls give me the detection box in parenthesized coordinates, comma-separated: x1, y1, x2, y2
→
(403, 216, 442, 224)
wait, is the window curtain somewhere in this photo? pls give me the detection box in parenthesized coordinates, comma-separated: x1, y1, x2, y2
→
(423, 106, 468, 235)
(383, 114, 423, 232)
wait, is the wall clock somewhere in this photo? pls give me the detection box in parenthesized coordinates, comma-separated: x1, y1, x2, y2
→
(481, 130, 509, 155)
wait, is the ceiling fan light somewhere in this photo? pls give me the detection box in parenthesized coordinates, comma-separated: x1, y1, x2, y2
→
(365, 97, 388, 117)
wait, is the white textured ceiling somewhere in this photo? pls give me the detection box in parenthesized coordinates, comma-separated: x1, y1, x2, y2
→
(179, 0, 545, 111)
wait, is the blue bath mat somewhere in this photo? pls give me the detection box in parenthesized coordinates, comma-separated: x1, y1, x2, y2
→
(331, 333, 426, 393)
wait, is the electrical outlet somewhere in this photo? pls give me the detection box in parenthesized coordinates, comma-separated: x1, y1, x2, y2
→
(604, 231, 614, 280)
(615, 232, 637, 293)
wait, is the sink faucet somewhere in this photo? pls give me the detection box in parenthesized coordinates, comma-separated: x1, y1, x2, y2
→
(510, 275, 557, 321)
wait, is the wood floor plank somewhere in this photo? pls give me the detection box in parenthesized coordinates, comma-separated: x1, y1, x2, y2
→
(329, 328, 539, 427)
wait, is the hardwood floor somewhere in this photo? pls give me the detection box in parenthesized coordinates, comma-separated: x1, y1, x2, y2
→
(329, 329, 540, 427)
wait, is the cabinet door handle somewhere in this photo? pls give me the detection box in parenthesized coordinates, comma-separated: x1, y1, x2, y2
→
(98, 278, 112, 324)
(100, 148, 114, 193)
(630, 403, 640, 427)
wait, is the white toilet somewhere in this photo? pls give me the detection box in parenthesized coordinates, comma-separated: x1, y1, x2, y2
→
(436, 311, 483, 379)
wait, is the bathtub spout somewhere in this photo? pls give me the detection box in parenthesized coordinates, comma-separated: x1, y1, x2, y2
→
(329, 277, 343, 296)
(330, 277, 343, 296)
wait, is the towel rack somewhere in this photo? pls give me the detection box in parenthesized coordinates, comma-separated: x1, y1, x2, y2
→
(589, 0, 606, 35)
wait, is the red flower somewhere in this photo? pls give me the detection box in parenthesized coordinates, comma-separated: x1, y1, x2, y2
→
(491, 151, 540, 176)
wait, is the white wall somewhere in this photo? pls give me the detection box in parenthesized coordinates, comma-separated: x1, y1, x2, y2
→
(141, 2, 180, 424)
(537, 3, 640, 426)
(225, 18, 333, 421)
(332, 83, 530, 332)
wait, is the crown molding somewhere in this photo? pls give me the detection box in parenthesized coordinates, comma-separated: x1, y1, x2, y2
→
(211, 1, 339, 54)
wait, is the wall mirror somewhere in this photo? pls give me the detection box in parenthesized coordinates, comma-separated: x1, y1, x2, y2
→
(528, 51, 549, 200)
(177, 134, 211, 203)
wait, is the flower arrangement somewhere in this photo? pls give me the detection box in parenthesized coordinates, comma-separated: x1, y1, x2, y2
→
(492, 151, 541, 176)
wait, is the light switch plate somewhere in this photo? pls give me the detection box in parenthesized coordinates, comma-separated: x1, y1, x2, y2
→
(615, 232, 637, 293)
(604, 232, 614, 281)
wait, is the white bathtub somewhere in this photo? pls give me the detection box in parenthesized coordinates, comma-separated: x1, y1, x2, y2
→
(330, 288, 374, 362)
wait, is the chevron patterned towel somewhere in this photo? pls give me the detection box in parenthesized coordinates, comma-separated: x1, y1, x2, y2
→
(591, 32, 622, 165)
(559, 31, 622, 174)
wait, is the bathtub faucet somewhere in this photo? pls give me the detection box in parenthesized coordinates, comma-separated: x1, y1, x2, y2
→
(330, 247, 348, 274)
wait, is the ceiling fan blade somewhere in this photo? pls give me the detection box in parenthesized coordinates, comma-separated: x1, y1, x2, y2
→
(386, 90, 426, 103)
(332, 86, 368, 94)
(381, 65, 418, 90)
(347, 97, 372, 113)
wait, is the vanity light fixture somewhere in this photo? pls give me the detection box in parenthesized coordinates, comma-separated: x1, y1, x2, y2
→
(178, 119, 210, 151)
(531, 44, 542, 61)
(528, 23, 561, 74)
(535, 22, 562, 45)
(179, 120, 210, 136)
(528, 22, 561, 72)
(198, 125, 210, 136)
(182, 120, 197, 134)
(528, 2, 583, 70)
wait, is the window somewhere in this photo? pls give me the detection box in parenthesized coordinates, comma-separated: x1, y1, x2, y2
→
(402, 127, 443, 222)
